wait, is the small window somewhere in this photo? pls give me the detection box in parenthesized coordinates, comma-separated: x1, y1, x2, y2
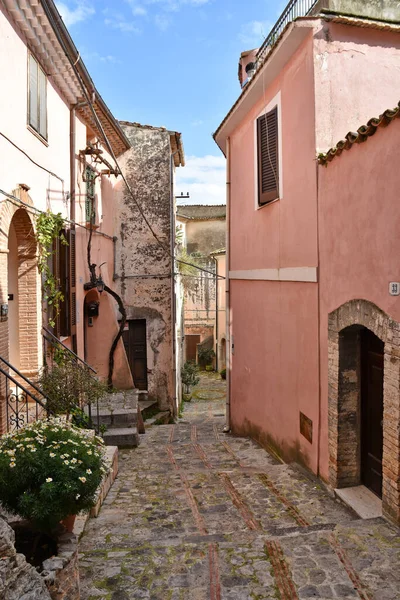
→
(85, 166, 96, 223)
(28, 54, 47, 140)
(257, 106, 279, 206)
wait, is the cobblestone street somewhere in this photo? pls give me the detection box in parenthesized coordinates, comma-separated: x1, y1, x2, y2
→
(79, 374, 400, 600)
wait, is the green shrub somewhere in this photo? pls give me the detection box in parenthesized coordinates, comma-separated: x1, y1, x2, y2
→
(197, 347, 215, 366)
(220, 368, 226, 380)
(0, 418, 108, 532)
(181, 362, 200, 393)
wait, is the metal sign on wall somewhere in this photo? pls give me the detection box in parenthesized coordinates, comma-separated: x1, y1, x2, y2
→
(389, 282, 400, 296)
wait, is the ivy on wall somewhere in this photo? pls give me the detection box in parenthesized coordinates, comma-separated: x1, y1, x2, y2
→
(36, 211, 68, 327)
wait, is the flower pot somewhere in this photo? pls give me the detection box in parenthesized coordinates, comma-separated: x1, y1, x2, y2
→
(183, 393, 192, 402)
(60, 514, 76, 533)
(205, 365, 214, 372)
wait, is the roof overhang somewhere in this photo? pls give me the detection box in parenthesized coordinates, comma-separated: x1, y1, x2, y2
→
(213, 19, 316, 155)
(170, 131, 185, 167)
(1, 0, 130, 156)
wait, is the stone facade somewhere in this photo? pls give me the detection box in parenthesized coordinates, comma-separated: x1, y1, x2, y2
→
(328, 299, 400, 525)
(114, 123, 183, 413)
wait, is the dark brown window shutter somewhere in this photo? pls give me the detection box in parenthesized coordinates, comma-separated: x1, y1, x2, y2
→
(58, 229, 70, 337)
(69, 228, 77, 330)
(257, 107, 279, 206)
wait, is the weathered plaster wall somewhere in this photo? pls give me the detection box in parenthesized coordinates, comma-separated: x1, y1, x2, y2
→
(312, 0, 400, 21)
(313, 22, 400, 152)
(114, 124, 175, 410)
(185, 220, 226, 255)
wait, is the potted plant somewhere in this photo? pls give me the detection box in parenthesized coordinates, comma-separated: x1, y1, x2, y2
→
(220, 368, 226, 380)
(181, 361, 200, 401)
(197, 347, 215, 371)
(0, 418, 108, 535)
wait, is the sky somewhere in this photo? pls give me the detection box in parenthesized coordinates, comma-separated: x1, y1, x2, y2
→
(55, 0, 286, 205)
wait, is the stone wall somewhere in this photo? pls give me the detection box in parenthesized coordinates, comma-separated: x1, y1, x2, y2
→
(114, 123, 175, 411)
(42, 533, 79, 600)
(0, 517, 51, 600)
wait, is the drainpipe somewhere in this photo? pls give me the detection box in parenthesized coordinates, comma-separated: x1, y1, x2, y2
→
(170, 154, 177, 417)
(70, 108, 76, 222)
(224, 138, 231, 433)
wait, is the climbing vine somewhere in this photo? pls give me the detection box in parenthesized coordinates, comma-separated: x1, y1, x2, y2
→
(36, 211, 68, 327)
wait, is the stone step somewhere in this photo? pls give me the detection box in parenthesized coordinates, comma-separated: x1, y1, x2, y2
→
(103, 427, 140, 448)
(139, 399, 159, 419)
(145, 411, 171, 426)
(86, 407, 138, 428)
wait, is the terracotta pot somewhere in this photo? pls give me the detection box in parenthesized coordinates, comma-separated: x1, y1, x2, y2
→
(60, 514, 76, 533)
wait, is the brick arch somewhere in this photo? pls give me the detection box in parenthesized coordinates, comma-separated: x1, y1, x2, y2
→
(328, 299, 400, 525)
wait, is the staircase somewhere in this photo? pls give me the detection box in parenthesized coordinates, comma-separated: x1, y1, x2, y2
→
(94, 390, 143, 448)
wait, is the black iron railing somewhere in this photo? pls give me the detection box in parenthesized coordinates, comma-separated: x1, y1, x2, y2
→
(257, 0, 319, 61)
(1, 356, 50, 433)
(42, 327, 96, 373)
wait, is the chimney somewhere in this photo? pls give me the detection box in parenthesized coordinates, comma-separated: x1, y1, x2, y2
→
(238, 49, 259, 88)
(310, 0, 400, 22)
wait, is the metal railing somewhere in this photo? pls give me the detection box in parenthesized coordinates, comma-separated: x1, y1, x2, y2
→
(257, 0, 319, 61)
(42, 328, 100, 433)
(1, 356, 51, 432)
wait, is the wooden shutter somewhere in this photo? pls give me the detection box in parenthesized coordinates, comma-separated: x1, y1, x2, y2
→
(69, 228, 77, 331)
(257, 107, 279, 205)
(59, 229, 70, 337)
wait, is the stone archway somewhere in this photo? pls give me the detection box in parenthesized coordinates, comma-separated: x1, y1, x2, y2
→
(328, 299, 400, 525)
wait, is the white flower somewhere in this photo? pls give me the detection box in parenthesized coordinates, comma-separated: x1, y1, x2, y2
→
(9, 462, 16, 468)
(87, 450, 92, 455)
(64, 460, 70, 465)
(76, 494, 80, 500)
(30, 448, 37, 453)
(49, 452, 56, 458)
(86, 469, 92, 475)
(46, 477, 53, 483)
(79, 477, 86, 483)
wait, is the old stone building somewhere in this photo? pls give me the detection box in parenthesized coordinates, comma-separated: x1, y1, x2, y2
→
(176, 205, 226, 367)
(114, 122, 185, 415)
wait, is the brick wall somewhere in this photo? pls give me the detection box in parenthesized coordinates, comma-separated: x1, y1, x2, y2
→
(328, 299, 400, 525)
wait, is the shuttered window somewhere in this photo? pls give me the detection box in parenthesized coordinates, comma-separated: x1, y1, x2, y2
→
(257, 107, 279, 206)
(50, 229, 75, 338)
(28, 54, 47, 140)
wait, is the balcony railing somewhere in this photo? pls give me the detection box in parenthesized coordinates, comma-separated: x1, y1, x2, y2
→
(257, 0, 319, 61)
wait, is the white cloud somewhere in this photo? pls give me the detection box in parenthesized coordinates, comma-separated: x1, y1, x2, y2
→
(239, 20, 272, 47)
(83, 52, 121, 64)
(154, 13, 171, 30)
(55, 0, 94, 27)
(104, 18, 141, 33)
(175, 155, 226, 205)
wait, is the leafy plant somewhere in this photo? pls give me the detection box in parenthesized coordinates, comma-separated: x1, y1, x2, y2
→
(220, 368, 226, 380)
(197, 347, 215, 366)
(36, 211, 68, 327)
(181, 361, 200, 393)
(0, 418, 108, 532)
(39, 352, 108, 422)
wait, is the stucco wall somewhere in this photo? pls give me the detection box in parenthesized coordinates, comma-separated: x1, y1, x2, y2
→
(313, 0, 400, 22)
(114, 124, 175, 409)
(314, 22, 400, 151)
(185, 219, 226, 255)
(228, 33, 320, 468)
(318, 117, 400, 482)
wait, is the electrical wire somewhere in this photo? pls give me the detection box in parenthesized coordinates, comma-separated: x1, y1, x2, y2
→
(40, 0, 226, 281)
(0, 132, 64, 183)
(0, 188, 115, 240)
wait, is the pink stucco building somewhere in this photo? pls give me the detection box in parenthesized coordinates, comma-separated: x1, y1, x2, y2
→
(214, 1, 400, 524)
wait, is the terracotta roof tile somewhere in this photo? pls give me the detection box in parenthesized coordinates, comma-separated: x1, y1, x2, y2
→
(318, 101, 400, 166)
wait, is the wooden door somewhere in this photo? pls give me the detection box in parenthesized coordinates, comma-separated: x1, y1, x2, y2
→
(361, 329, 384, 498)
(123, 320, 148, 390)
(186, 335, 200, 362)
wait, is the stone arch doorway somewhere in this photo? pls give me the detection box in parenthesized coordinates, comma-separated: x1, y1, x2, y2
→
(7, 207, 39, 378)
(328, 299, 400, 524)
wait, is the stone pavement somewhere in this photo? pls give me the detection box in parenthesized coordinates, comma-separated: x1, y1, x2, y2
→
(79, 373, 400, 600)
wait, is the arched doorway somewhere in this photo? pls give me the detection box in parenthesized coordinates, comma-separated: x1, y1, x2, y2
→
(7, 208, 38, 377)
(328, 299, 400, 524)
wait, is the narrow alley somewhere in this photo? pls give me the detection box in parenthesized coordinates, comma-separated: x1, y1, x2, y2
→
(79, 374, 399, 600)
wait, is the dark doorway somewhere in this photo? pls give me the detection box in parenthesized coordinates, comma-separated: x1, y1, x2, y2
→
(186, 335, 200, 362)
(123, 320, 148, 390)
(361, 329, 384, 498)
